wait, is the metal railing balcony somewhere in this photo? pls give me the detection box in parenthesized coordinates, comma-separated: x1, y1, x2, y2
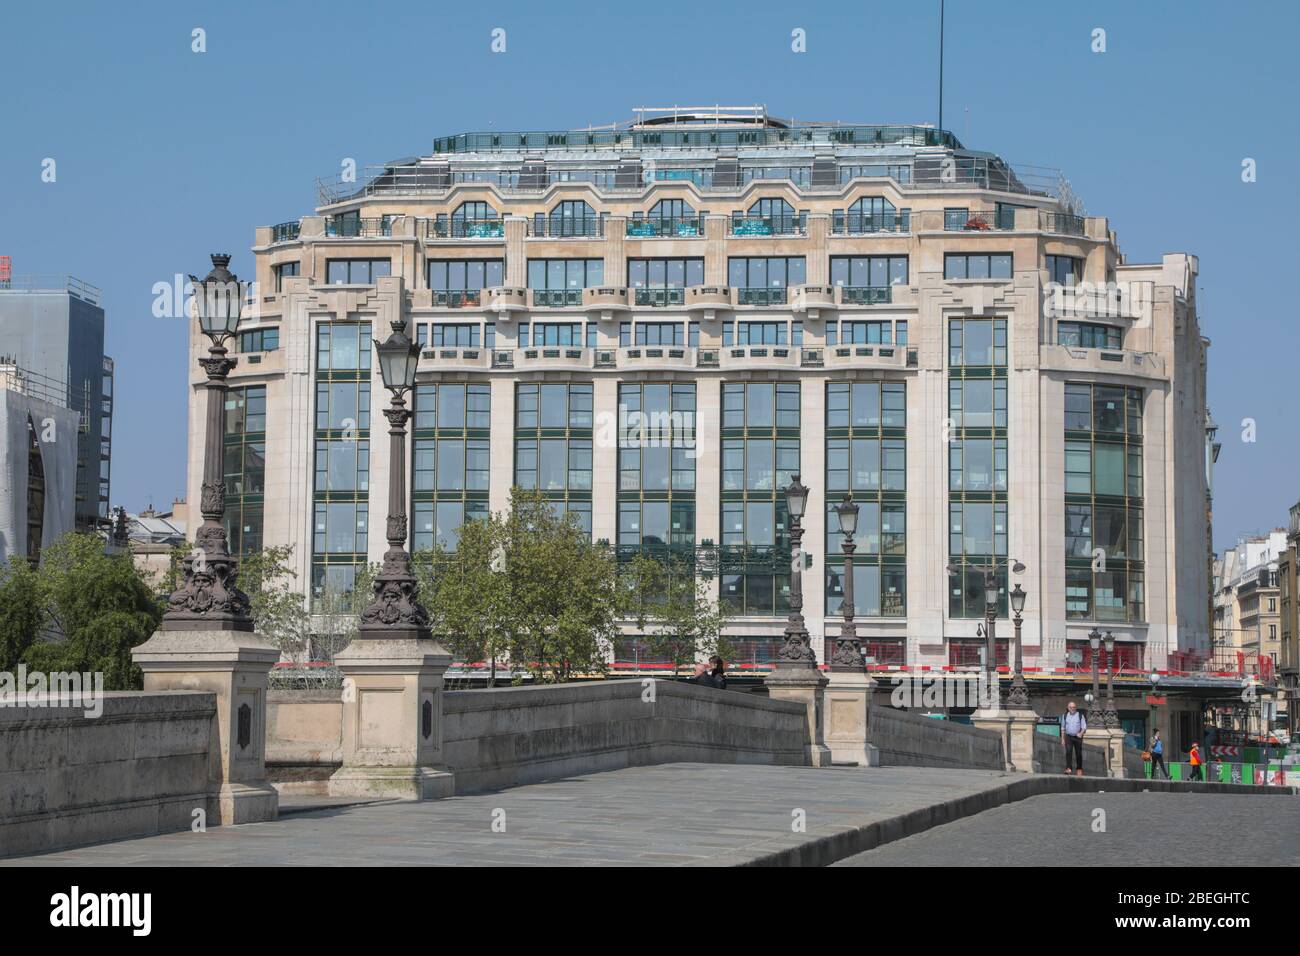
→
(426, 219, 505, 239)
(532, 288, 585, 307)
(270, 221, 301, 243)
(730, 213, 806, 236)
(529, 217, 604, 238)
(943, 208, 1015, 231)
(431, 289, 482, 308)
(325, 217, 393, 238)
(839, 286, 893, 305)
(735, 287, 788, 306)
(625, 215, 704, 238)
(832, 211, 910, 234)
(1039, 211, 1086, 236)
(633, 287, 686, 307)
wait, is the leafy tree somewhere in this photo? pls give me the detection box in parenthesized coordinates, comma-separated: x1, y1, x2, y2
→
(0, 557, 43, 670)
(621, 553, 732, 677)
(240, 545, 311, 662)
(17, 533, 161, 689)
(419, 488, 618, 683)
(414, 518, 512, 685)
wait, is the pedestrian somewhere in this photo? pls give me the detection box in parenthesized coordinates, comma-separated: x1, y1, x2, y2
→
(1149, 729, 1169, 779)
(690, 661, 716, 688)
(708, 655, 727, 691)
(1188, 741, 1204, 781)
(1059, 701, 1087, 776)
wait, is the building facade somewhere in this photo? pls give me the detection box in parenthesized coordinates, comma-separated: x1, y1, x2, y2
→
(0, 274, 114, 533)
(188, 107, 1212, 674)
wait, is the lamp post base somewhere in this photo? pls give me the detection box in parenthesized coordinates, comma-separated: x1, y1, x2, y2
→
(765, 664, 831, 767)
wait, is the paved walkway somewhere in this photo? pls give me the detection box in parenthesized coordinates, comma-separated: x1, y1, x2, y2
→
(5, 764, 1018, 867)
(836, 792, 1300, 866)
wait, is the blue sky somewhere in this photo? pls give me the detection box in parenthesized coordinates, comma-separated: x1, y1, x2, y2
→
(1, 0, 1295, 551)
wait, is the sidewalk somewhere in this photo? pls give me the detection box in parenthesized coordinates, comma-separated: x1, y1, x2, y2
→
(3, 764, 1291, 867)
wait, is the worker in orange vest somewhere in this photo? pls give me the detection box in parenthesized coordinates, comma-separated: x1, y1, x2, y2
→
(1188, 741, 1204, 781)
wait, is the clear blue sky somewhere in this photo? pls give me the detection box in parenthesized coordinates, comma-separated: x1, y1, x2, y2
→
(1, 0, 1295, 551)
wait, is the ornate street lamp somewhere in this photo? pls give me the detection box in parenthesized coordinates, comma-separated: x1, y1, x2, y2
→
(1087, 627, 1105, 728)
(1103, 630, 1119, 728)
(1005, 582, 1032, 709)
(776, 474, 816, 667)
(162, 254, 252, 631)
(358, 320, 431, 639)
(982, 568, 1000, 699)
(830, 496, 864, 671)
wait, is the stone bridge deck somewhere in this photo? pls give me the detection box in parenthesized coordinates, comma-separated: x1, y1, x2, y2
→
(4, 764, 1289, 867)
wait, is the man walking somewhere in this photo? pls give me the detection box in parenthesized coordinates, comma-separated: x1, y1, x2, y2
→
(1060, 701, 1087, 775)
(1149, 729, 1170, 779)
(1188, 741, 1204, 781)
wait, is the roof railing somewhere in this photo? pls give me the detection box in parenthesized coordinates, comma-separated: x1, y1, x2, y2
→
(0, 275, 102, 305)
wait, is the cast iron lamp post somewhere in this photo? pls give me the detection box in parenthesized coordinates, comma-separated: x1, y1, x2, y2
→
(357, 320, 431, 639)
(162, 254, 253, 631)
(1005, 582, 1032, 709)
(830, 496, 864, 671)
(1103, 630, 1119, 728)
(776, 474, 816, 667)
(1087, 628, 1105, 728)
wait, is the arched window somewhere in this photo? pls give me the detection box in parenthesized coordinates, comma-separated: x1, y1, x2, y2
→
(451, 201, 500, 237)
(734, 198, 802, 236)
(648, 199, 694, 219)
(548, 200, 599, 237)
(847, 196, 899, 232)
(627, 199, 699, 237)
(26, 417, 44, 565)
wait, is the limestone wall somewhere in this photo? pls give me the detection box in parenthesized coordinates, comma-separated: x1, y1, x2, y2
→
(1032, 730, 1108, 775)
(865, 708, 1006, 770)
(0, 691, 215, 858)
(442, 679, 809, 793)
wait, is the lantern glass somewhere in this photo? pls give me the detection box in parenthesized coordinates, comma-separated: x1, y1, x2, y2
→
(1009, 583, 1026, 614)
(835, 497, 859, 536)
(191, 253, 242, 343)
(375, 330, 419, 394)
(1089, 630, 1101, 650)
(784, 475, 808, 520)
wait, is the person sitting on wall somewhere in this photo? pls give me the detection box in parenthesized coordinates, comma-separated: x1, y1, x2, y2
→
(691, 661, 717, 688)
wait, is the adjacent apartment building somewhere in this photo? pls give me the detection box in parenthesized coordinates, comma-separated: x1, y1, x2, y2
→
(189, 106, 1212, 673)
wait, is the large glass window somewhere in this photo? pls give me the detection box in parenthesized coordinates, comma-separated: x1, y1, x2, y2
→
(223, 385, 266, 556)
(412, 383, 490, 552)
(312, 323, 371, 600)
(829, 256, 909, 288)
(515, 383, 594, 536)
(1064, 383, 1145, 622)
(326, 259, 391, 285)
(947, 318, 1009, 618)
(528, 259, 604, 307)
(825, 382, 906, 618)
(728, 258, 807, 305)
(1046, 254, 1083, 286)
(944, 253, 1013, 280)
(1058, 321, 1121, 350)
(618, 383, 696, 555)
(427, 259, 504, 294)
(834, 197, 908, 234)
(720, 382, 800, 616)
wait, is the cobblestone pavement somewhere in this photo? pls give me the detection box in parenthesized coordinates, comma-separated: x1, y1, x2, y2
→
(835, 793, 1300, 866)
(5, 764, 1017, 867)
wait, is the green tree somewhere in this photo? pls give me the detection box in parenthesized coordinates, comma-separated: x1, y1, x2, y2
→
(240, 545, 311, 662)
(621, 553, 731, 677)
(414, 518, 512, 685)
(419, 488, 618, 683)
(18, 533, 161, 689)
(0, 557, 43, 670)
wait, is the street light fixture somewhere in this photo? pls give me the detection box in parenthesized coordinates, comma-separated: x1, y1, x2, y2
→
(1087, 628, 1104, 728)
(830, 496, 864, 671)
(1103, 630, 1119, 728)
(161, 254, 253, 631)
(776, 474, 816, 667)
(1005, 582, 1031, 710)
(357, 320, 431, 639)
